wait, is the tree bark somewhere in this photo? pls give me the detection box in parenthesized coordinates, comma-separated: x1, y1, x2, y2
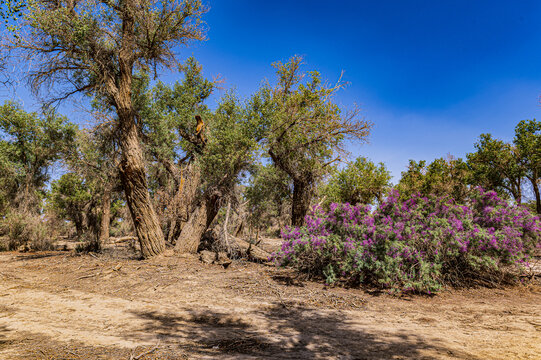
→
(512, 178, 522, 205)
(175, 195, 219, 253)
(231, 236, 271, 262)
(74, 215, 84, 239)
(112, 0, 165, 258)
(291, 179, 312, 227)
(268, 148, 314, 227)
(99, 184, 112, 244)
(165, 162, 202, 244)
(530, 178, 541, 214)
(515, 190, 522, 205)
(116, 86, 165, 257)
(222, 200, 231, 249)
(118, 114, 165, 258)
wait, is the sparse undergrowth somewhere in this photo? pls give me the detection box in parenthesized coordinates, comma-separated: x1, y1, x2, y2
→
(0, 211, 55, 251)
(273, 188, 541, 294)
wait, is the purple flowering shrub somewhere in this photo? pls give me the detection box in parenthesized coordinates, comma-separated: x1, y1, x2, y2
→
(272, 188, 541, 293)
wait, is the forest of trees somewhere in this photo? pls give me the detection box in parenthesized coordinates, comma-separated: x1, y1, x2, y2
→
(0, 0, 539, 262)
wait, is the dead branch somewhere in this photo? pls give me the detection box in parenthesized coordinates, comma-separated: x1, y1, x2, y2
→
(230, 236, 271, 263)
(109, 236, 138, 243)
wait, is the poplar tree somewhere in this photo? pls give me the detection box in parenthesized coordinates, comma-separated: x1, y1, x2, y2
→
(249, 57, 372, 226)
(5, 0, 207, 257)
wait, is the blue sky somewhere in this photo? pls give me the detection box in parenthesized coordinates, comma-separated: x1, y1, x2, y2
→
(3, 0, 541, 182)
(184, 0, 541, 181)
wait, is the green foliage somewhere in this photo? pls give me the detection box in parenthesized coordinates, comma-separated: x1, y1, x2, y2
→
(514, 119, 541, 170)
(397, 156, 471, 203)
(48, 173, 92, 220)
(139, 57, 215, 162)
(0, 0, 25, 24)
(0, 143, 17, 214)
(467, 134, 524, 203)
(465, 120, 540, 213)
(248, 56, 372, 224)
(321, 157, 391, 206)
(199, 92, 260, 195)
(10, 0, 207, 103)
(0, 101, 76, 213)
(251, 56, 371, 180)
(48, 173, 93, 235)
(245, 164, 292, 230)
(514, 119, 541, 213)
(139, 58, 259, 199)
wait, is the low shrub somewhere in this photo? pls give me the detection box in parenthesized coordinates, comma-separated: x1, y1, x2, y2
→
(272, 188, 541, 294)
(0, 211, 55, 251)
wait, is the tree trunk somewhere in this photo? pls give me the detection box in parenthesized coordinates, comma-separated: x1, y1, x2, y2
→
(222, 200, 231, 249)
(116, 95, 165, 257)
(166, 162, 202, 244)
(291, 179, 312, 227)
(118, 116, 165, 258)
(531, 178, 541, 215)
(513, 179, 522, 205)
(99, 184, 112, 244)
(175, 196, 219, 253)
(111, 0, 164, 258)
(74, 215, 84, 239)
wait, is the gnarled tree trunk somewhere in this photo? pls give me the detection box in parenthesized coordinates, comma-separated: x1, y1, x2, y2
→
(291, 178, 312, 227)
(112, 5, 165, 258)
(165, 162, 202, 244)
(118, 113, 165, 258)
(175, 195, 219, 253)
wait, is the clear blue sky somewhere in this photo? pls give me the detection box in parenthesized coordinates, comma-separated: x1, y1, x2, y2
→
(3, 0, 541, 181)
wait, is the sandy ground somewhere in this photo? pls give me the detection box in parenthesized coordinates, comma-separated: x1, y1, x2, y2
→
(0, 245, 540, 359)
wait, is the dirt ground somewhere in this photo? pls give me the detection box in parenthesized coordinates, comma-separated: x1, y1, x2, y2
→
(0, 242, 540, 360)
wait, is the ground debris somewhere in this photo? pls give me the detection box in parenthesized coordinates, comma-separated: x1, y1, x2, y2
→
(0, 250, 540, 360)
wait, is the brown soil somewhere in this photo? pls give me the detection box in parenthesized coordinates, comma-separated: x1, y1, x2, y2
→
(0, 244, 540, 359)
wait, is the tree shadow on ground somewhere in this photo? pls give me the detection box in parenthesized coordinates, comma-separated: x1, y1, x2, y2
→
(128, 302, 476, 359)
(0, 325, 11, 349)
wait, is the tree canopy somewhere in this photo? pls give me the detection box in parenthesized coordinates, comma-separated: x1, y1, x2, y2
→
(0, 101, 76, 213)
(321, 156, 392, 207)
(467, 134, 524, 203)
(249, 56, 372, 225)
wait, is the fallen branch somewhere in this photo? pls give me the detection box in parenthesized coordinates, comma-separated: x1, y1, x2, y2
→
(76, 272, 100, 280)
(110, 236, 138, 243)
(230, 236, 271, 262)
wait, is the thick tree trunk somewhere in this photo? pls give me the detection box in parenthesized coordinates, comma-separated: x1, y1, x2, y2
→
(166, 163, 202, 244)
(118, 116, 165, 258)
(74, 216, 84, 239)
(99, 184, 112, 244)
(110, 0, 164, 258)
(175, 196, 219, 253)
(291, 179, 312, 227)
